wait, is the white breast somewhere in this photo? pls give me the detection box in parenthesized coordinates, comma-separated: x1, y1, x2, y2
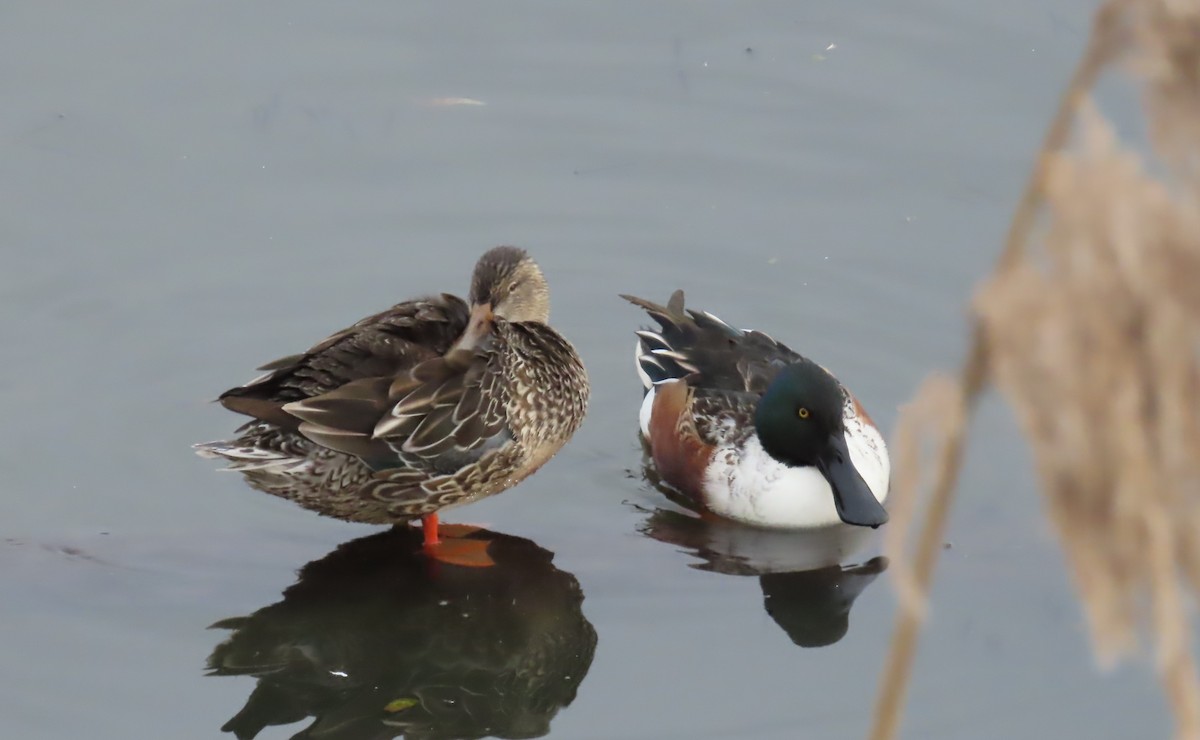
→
(701, 413, 890, 530)
(702, 436, 842, 528)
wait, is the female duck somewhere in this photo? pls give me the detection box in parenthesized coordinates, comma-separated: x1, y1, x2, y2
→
(198, 247, 589, 553)
(623, 290, 888, 530)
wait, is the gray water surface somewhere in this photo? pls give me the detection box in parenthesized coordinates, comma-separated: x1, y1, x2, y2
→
(1, 1, 1169, 738)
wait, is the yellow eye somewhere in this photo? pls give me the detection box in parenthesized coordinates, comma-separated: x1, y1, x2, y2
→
(797, 407, 810, 419)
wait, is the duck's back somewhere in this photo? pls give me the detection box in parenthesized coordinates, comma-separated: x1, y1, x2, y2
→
(218, 293, 470, 427)
(623, 290, 801, 397)
(196, 294, 472, 517)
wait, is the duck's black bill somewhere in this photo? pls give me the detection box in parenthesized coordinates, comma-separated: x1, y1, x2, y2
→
(817, 434, 888, 528)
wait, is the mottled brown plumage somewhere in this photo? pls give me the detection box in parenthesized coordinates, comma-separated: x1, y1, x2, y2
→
(197, 247, 589, 530)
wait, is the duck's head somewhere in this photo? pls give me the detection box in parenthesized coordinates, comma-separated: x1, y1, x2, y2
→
(754, 362, 889, 529)
(470, 246, 550, 322)
(458, 246, 551, 349)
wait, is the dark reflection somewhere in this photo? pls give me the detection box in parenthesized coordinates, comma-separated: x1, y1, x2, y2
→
(759, 561, 887, 647)
(637, 455, 887, 648)
(206, 527, 597, 740)
(640, 507, 887, 647)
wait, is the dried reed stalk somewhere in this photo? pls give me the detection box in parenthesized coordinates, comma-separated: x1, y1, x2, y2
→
(869, 1, 1200, 738)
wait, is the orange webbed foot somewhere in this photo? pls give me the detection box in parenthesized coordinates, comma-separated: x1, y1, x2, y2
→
(423, 537, 495, 568)
(418, 514, 493, 567)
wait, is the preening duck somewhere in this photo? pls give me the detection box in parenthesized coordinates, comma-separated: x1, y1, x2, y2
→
(197, 246, 589, 560)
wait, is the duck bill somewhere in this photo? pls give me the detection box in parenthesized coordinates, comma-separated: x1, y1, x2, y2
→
(454, 302, 494, 351)
(816, 433, 888, 528)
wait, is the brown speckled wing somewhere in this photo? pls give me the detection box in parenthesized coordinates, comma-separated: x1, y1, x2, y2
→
(281, 336, 512, 476)
(352, 324, 580, 519)
(218, 293, 470, 428)
(379, 346, 511, 465)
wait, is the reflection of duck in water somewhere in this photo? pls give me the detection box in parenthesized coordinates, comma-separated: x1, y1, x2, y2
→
(639, 505, 886, 648)
(206, 527, 597, 740)
(759, 560, 886, 648)
(622, 290, 889, 530)
(196, 247, 589, 563)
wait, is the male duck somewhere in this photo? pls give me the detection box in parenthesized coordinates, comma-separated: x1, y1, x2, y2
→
(622, 290, 888, 530)
(197, 247, 589, 555)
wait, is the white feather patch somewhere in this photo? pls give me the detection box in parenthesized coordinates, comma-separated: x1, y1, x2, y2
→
(638, 387, 656, 438)
(701, 414, 890, 530)
(703, 436, 845, 529)
(634, 339, 653, 389)
(844, 410, 891, 504)
(192, 441, 312, 473)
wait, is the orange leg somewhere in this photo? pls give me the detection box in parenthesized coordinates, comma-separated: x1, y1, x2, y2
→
(419, 514, 495, 568)
(422, 513, 440, 547)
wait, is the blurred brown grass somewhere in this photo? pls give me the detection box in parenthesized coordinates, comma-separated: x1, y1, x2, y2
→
(870, 1, 1200, 738)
